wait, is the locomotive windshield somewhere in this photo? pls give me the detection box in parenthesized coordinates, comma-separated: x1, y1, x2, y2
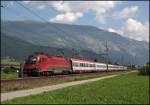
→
(26, 56, 37, 64)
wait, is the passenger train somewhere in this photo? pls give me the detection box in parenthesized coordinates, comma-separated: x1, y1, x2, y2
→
(23, 53, 127, 76)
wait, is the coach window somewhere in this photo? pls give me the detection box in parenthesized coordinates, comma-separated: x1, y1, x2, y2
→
(83, 63, 85, 67)
(80, 63, 82, 67)
(89, 64, 91, 67)
(87, 64, 89, 67)
(93, 64, 95, 67)
(75, 63, 78, 67)
(86, 63, 87, 67)
(85, 63, 88, 67)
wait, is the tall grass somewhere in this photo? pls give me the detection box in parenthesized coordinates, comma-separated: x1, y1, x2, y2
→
(138, 64, 150, 75)
(2, 72, 149, 104)
(1, 71, 18, 79)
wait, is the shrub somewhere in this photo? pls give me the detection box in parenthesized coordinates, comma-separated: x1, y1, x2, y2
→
(138, 64, 150, 75)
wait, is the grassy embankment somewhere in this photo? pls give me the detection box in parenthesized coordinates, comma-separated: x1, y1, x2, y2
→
(1, 72, 18, 79)
(2, 72, 149, 104)
(138, 64, 149, 75)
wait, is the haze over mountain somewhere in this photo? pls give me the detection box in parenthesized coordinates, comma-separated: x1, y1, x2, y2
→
(1, 20, 149, 66)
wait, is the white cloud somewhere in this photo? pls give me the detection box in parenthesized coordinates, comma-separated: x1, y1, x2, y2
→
(112, 6, 139, 19)
(108, 18, 149, 42)
(108, 28, 123, 35)
(23, 1, 31, 4)
(123, 18, 149, 42)
(49, 12, 83, 23)
(108, 28, 116, 33)
(50, 1, 118, 23)
(37, 5, 46, 9)
(22, 1, 119, 23)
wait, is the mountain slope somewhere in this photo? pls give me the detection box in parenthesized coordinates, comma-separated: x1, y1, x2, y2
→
(1, 33, 106, 62)
(1, 20, 149, 65)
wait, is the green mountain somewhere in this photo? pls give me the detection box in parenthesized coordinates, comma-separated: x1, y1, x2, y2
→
(1, 20, 149, 66)
(1, 33, 106, 62)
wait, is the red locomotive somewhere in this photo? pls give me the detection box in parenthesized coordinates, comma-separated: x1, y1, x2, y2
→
(23, 53, 72, 76)
(23, 53, 127, 76)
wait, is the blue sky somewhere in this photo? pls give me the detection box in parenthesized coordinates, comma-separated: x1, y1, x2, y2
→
(1, 1, 149, 42)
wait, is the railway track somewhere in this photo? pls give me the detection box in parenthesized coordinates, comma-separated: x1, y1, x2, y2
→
(1, 70, 129, 93)
(1, 70, 125, 84)
(1, 74, 69, 83)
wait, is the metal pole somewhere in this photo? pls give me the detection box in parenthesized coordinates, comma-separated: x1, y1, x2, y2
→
(1, 5, 4, 8)
(106, 41, 108, 71)
(19, 62, 24, 78)
(121, 54, 124, 66)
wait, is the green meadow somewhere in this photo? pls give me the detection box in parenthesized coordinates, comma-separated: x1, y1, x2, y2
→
(2, 72, 149, 104)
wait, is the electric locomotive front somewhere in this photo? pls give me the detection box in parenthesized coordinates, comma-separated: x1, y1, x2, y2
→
(23, 54, 72, 76)
(23, 54, 48, 76)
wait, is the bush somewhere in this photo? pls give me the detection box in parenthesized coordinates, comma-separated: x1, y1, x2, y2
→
(138, 64, 150, 75)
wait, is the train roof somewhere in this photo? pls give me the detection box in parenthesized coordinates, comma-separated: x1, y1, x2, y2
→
(71, 58, 106, 64)
(71, 58, 126, 67)
(32, 54, 126, 67)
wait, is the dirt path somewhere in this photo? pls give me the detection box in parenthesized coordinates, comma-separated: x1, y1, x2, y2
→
(1, 71, 136, 101)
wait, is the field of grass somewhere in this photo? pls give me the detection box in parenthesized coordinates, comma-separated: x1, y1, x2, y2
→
(1, 71, 18, 79)
(2, 72, 149, 104)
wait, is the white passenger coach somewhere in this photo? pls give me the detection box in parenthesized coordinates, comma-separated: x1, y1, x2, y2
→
(71, 58, 127, 73)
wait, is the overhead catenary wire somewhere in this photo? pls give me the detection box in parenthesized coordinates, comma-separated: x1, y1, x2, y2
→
(15, 1, 72, 38)
(2, 1, 72, 53)
(15, 1, 47, 22)
(15, 1, 79, 57)
(105, 40, 109, 71)
(2, 5, 29, 20)
(5, 1, 110, 62)
(1, 2, 48, 40)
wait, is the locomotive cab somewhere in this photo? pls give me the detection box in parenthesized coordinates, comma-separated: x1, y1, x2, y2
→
(26, 55, 37, 64)
(23, 54, 48, 76)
